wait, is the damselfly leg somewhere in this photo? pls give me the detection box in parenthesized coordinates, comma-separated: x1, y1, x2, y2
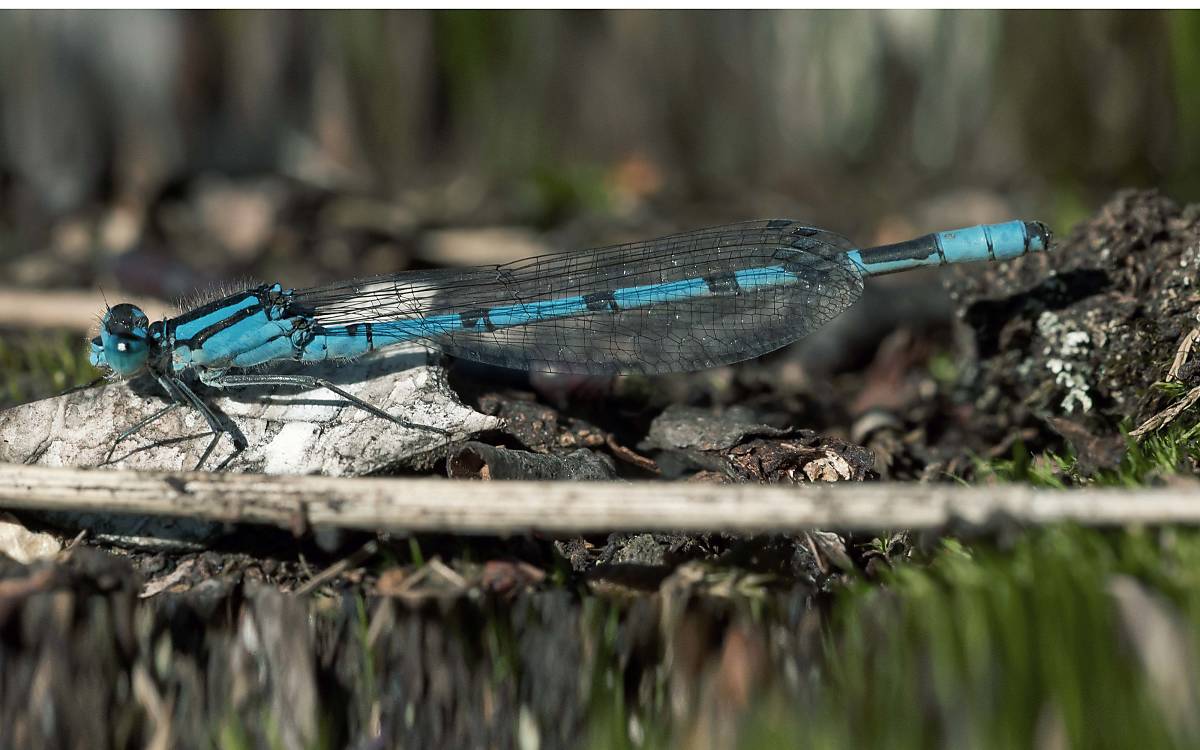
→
(203, 372, 451, 437)
(103, 375, 246, 470)
(165, 375, 246, 469)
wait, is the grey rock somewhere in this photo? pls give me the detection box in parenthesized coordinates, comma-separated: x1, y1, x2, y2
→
(0, 351, 499, 476)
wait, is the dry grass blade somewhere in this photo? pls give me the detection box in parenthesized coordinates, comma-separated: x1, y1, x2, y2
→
(1130, 385, 1200, 438)
(1167, 327, 1200, 382)
(294, 540, 379, 596)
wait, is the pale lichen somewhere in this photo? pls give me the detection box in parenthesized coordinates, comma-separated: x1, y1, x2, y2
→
(1038, 311, 1094, 414)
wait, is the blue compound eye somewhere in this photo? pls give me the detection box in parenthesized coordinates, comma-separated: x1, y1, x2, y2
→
(97, 303, 152, 376)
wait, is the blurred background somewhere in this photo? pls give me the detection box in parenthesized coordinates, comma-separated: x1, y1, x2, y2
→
(1, 10, 1197, 299)
(1, 8, 1199, 409)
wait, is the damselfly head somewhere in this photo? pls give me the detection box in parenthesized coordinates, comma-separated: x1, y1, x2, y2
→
(90, 303, 152, 377)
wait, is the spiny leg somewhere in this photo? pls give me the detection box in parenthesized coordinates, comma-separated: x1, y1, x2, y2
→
(102, 376, 223, 467)
(162, 375, 247, 470)
(207, 373, 451, 436)
(59, 375, 106, 398)
(104, 401, 181, 465)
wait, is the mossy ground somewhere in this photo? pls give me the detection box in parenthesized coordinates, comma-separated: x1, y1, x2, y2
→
(595, 527, 1200, 750)
(3, 330, 1200, 748)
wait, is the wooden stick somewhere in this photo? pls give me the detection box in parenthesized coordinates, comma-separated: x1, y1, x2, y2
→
(1, 464, 1199, 535)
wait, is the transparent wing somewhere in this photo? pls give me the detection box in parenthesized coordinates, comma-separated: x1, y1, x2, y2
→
(292, 220, 865, 374)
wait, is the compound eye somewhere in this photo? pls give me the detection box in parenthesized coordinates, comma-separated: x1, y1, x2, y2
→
(98, 304, 151, 376)
(105, 303, 149, 335)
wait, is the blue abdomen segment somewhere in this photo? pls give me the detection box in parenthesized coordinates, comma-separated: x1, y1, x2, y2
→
(940, 220, 1048, 262)
(294, 321, 415, 362)
(290, 265, 813, 363)
(847, 220, 1050, 276)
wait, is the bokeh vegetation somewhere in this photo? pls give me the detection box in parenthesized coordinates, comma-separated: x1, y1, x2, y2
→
(1, 10, 1198, 251)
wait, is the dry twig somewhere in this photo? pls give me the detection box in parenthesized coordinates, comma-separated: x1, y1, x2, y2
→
(1, 464, 1199, 536)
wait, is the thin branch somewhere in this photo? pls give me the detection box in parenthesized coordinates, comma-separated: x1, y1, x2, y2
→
(1, 464, 1199, 536)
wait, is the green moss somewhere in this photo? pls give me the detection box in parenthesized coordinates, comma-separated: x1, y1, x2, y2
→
(812, 530, 1166, 747)
(588, 527, 1200, 748)
(975, 439, 1072, 488)
(976, 417, 1200, 488)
